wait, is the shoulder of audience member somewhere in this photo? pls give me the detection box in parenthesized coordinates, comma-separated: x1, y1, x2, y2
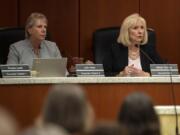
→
(87, 121, 128, 135)
(20, 124, 69, 135)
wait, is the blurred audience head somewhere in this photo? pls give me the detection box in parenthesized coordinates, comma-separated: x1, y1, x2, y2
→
(0, 106, 18, 135)
(25, 12, 48, 38)
(117, 92, 160, 135)
(117, 13, 148, 46)
(42, 84, 95, 134)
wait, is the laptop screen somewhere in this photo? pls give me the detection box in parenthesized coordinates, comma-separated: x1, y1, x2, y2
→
(32, 58, 67, 77)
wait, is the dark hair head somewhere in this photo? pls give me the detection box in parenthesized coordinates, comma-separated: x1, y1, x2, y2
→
(117, 92, 160, 135)
(43, 84, 89, 133)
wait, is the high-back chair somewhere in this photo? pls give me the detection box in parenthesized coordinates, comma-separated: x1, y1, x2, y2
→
(92, 27, 156, 64)
(0, 27, 25, 64)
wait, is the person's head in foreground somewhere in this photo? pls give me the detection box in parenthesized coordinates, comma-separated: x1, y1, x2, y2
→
(43, 84, 95, 134)
(117, 92, 160, 135)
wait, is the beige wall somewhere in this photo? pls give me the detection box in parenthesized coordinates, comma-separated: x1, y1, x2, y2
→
(156, 106, 180, 135)
(159, 115, 180, 135)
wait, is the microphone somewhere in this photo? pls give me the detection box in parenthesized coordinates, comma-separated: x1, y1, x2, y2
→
(167, 62, 179, 135)
(135, 44, 155, 64)
(136, 44, 179, 134)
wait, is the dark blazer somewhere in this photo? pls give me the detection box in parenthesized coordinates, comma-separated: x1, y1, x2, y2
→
(103, 43, 164, 76)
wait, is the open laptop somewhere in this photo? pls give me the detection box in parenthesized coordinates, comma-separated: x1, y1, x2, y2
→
(32, 58, 67, 77)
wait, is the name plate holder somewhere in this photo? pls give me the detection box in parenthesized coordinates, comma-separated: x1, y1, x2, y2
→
(150, 64, 179, 77)
(75, 64, 104, 77)
(0, 64, 31, 78)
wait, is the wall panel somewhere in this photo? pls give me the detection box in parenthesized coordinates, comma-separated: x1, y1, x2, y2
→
(19, 0, 79, 59)
(0, 1, 18, 27)
(0, 82, 179, 128)
(140, 0, 180, 66)
(80, 0, 139, 60)
(1, 0, 180, 68)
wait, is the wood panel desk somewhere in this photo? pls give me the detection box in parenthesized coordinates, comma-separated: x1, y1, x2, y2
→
(0, 77, 180, 128)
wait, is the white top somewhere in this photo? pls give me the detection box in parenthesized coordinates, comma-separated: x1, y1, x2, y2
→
(128, 57, 142, 70)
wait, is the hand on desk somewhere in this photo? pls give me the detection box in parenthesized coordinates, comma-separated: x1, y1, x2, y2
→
(118, 64, 150, 77)
(68, 57, 94, 74)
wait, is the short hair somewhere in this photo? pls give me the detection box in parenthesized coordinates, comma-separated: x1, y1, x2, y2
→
(117, 13, 148, 46)
(43, 84, 93, 133)
(25, 12, 48, 38)
(117, 92, 160, 135)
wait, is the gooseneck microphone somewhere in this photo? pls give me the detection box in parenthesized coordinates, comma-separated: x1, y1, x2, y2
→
(135, 44, 179, 135)
(168, 63, 179, 135)
(135, 44, 155, 64)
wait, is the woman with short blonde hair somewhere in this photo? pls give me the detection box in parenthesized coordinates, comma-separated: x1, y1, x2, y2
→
(25, 12, 48, 38)
(118, 13, 148, 46)
(103, 13, 163, 77)
(7, 12, 62, 69)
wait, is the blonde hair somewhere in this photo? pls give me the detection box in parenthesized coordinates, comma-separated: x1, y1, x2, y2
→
(117, 13, 148, 46)
(25, 12, 48, 38)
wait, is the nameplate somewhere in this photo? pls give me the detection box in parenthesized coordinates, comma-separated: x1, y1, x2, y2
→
(150, 64, 179, 77)
(0, 64, 31, 78)
(76, 64, 104, 77)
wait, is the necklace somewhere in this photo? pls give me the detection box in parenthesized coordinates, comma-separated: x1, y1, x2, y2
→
(33, 49, 40, 58)
(128, 48, 140, 60)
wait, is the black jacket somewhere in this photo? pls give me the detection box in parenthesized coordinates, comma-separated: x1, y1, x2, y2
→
(103, 43, 164, 76)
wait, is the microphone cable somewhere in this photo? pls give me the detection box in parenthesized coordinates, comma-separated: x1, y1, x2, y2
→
(135, 44, 155, 64)
(136, 43, 179, 134)
(168, 64, 179, 135)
